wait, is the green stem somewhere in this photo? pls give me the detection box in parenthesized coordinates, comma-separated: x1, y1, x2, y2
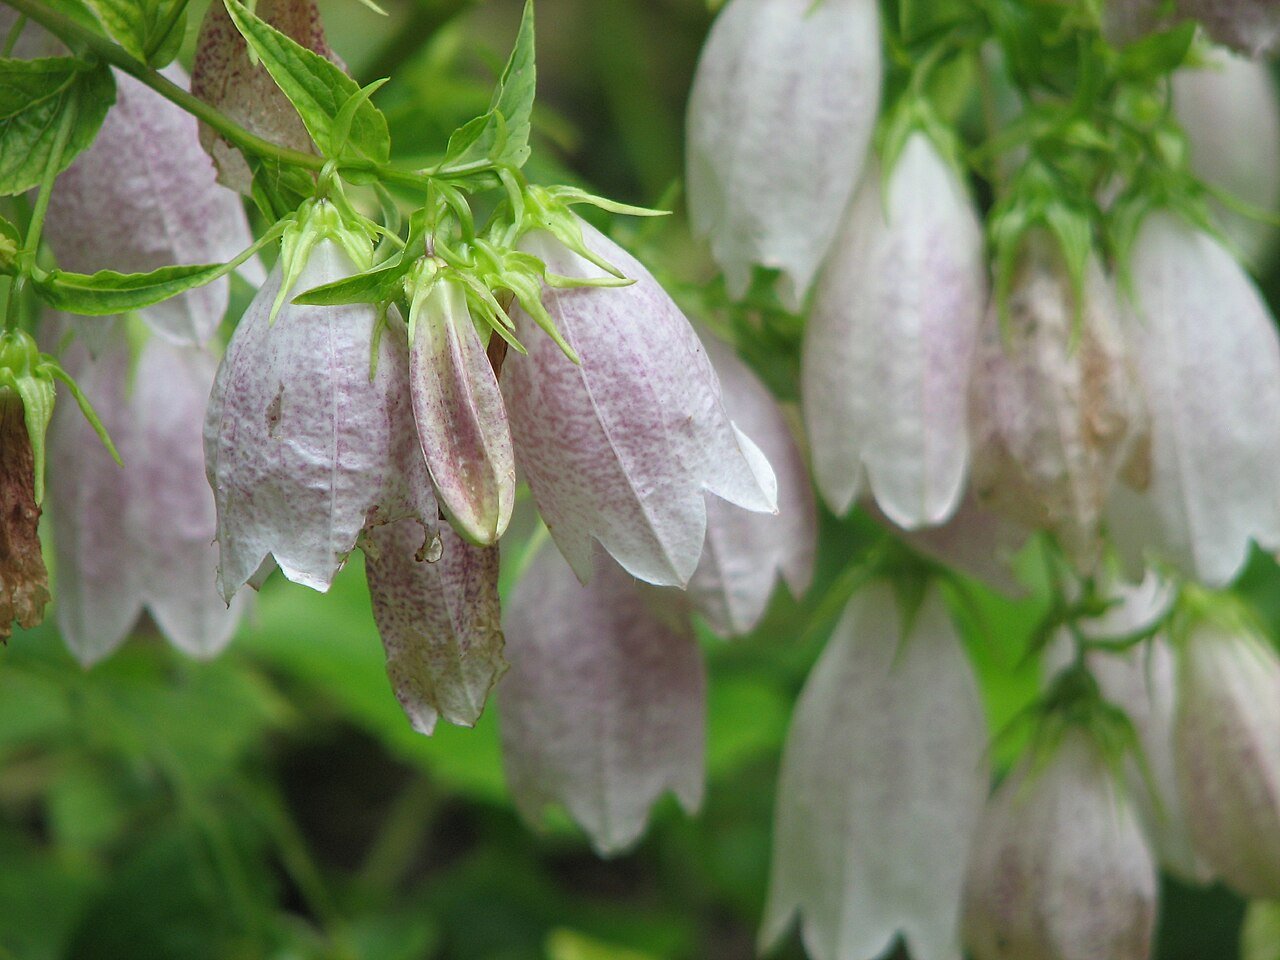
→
(4, 0, 323, 172)
(2, 12, 25, 54)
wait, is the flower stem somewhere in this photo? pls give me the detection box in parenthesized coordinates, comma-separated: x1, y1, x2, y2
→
(4, 0, 324, 172)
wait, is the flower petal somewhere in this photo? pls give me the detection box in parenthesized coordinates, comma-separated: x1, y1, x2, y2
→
(762, 581, 990, 960)
(504, 222, 776, 588)
(686, 0, 881, 307)
(804, 135, 986, 524)
(1113, 212, 1280, 586)
(410, 279, 515, 546)
(364, 519, 505, 735)
(204, 240, 437, 599)
(47, 329, 143, 665)
(688, 335, 815, 636)
(969, 237, 1143, 570)
(43, 67, 253, 346)
(498, 544, 705, 856)
(129, 337, 246, 658)
(962, 729, 1158, 960)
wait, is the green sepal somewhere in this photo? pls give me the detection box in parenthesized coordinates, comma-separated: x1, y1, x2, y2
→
(0, 56, 115, 197)
(221, 0, 390, 165)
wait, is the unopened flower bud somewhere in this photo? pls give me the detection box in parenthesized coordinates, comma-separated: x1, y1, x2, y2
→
(969, 235, 1144, 570)
(407, 268, 515, 546)
(962, 727, 1158, 960)
(804, 133, 987, 527)
(1175, 609, 1280, 898)
(685, 0, 881, 308)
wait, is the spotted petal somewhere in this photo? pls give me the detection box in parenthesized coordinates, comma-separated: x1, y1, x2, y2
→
(43, 67, 253, 346)
(499, 545, 705, 856)
(503, 222, 777, 588)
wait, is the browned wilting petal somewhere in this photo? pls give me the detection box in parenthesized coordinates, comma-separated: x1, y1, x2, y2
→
(190, 0, 338, 192)
(0, 395, 49, 640)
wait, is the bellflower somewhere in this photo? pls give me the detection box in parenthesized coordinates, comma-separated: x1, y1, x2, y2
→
(969, 235, 1144, 570)
(1044, 573, 1209, 883)
(804, 133, 986, 526)
(1174, 52, 1280, 264)
(42, 67, 254, 346)
(407, 270, 515, 546)
(499, 544, 705, 856)
(762, 581, 990, 960)
(1109, 211, 1280, 587)
(688, 335, 815, 637)
(962, 728, 1158, 960)
(1174, 608, 1280, 898)
(204, 205, 438, 601)
(49, 324, 246, 664)
(685, 0, 881, 308)
(363, 520, 504, 734)
(502, 220, 777, 588)
(1177, 0, 1280, 57)
(192, 0, 336, 192)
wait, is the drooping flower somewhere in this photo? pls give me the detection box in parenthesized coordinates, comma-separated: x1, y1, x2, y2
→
(191, 0, 337, 192)
(1044, 573, 1210, 883)
(204, 205, 438, 601)
(762, 580, 990, 960)
(502, 220, 777, 588)
(42, 66, 254, 346)
(1174, 607, 1280, 898)
(685, 0, 881, 308)
(1108, 211, 1280, 587)
(49, 324, 247, 664)
(969, 233, 1144, 570)
(363, 519, 505, 735)
(687, 335, 815, 636)
(406, 270, 515, 546)
(499, 543, 705, 856)
(961, 727, 1158, 960)
(1173, 51, 1280, 265)
(803, 132, 986, 527)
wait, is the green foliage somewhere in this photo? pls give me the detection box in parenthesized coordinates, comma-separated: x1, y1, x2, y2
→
(0, 57, 114, 197)
(81, 0, 186, 65)
(222, 0, 391, 165)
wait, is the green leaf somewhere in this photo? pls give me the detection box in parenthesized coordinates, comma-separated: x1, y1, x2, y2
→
(221, 0, 389, 164)
(0, 57, 115, 197)
(35, 262, 231, 314)
(1117, 22, 1196, 78)
(290, 260, 406, 305)
(81, 0, 186, 65)
(438, 0, 536, 171)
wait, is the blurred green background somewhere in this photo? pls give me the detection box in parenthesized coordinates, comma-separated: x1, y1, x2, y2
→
(3, 0, 1279, 957)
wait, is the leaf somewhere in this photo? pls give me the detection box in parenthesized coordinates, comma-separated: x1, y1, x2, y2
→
(221, 0, 389, 163)
(82, 0, 187, 65)
(439, 0, 535, 170)
(290, 259, 406, 305)
(36, 262, 232, 314)
(0, 57, 115, 197)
